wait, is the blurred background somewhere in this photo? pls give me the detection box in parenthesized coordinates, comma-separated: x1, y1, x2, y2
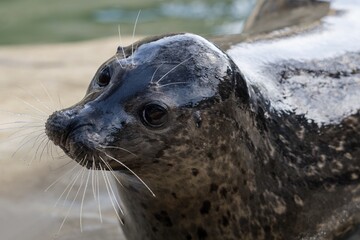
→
(0, 0, 255, 45)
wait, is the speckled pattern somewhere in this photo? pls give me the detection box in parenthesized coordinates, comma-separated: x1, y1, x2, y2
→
(45, 3, 360, 240)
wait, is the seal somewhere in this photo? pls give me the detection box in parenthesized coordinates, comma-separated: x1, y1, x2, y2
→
(45, 1, 360, 239)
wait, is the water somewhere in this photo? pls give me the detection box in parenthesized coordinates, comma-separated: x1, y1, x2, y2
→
(0, 0, 255, 45)
(94, 0, 255, 35)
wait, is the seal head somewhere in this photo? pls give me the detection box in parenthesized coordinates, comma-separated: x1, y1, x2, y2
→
(45, 33, 247, 171)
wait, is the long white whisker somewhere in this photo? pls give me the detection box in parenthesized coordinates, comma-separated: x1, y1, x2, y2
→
(57, 93, 63, 109)
(98, 145, 138, 157)
(96, 167, 103, 223)
(100, 165, 123, 224)
(92, 159, 96, 200)
(44, 139, 53, 162)
(155, 57, 192, 84)
(99, 156, 124, 188)
(83, 91, 98, 101)
(29, 135, 48, 165)
(45, 163, 80, 192)
(49, 143, 57, 162)
(80, 169, 91, 232)
(0, 111, 44, 121)
(150, 63, 165, 83)
(40, 81, 57, 111)
(11, 130, 45, 160)
(131, 10, 141, 65)
(0, 125, 44, 132)
(0, 127, 44, 149)
(39, 138, 51, 162)
(49, 157, 73, 170)
(16, 97, 48, 116)
(0, 121, 42, 126)
(56, 166, 86, 236)
(118, 25, 126, 60)
(115, 55, 125, 69)
(6, 127, 44, 143)
(157, 82, 188, 88)
(55, 160, 84, 207)
(32, 133, 48, 156)
(16, 84, 52, 112)
(54, 166, 82, 207)
(105, 153, 155, 197)
(99, 158, 124, 215)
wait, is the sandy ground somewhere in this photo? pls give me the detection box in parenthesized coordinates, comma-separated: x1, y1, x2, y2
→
(0, 36, 139, 240)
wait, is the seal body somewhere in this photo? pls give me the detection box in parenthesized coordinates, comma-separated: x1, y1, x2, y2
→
(45, 1, 360, 239)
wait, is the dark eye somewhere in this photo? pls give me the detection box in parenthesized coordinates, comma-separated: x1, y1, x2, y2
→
(97, 67, 111, 87)
(141, 103, 169, 128)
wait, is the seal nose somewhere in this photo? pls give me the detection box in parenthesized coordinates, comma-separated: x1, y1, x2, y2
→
(45, 108, 80, 147)
(45, 111, 68, 146)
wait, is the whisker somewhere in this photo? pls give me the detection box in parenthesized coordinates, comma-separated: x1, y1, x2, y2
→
(8, 121, 43, 128)
(39, 81, 58, 111)
(30, 131, 47, 153)
(49, 143, 57, 162)
(0, 127, 44, 139)
(115, 55, 126, 69)
(16, 97, 49, 117)
(49, 157, 74, 170)
(16, 84, 52, 112)
(98, 145, 138, 157)
(131, 10, 142, 65)
(56, 166, 86, 236)
(118, 25, 126, 60)
(99, 156, 124, 215)
(39, 138, 51, 162)
(104, 153, 156, 197)
(45, 139, 54, 162)
(30, 135, 48, 165)
(82, 91, 98, 101)
(157, 82, 188, 88)
(11, 130, 45, 160)
(0, 121, 41, 126)
(80, 169, 91, 232)
(56, 93, 63, 110)
(6, 127, 44, 143)
(96, 166, 103, 223)
(54, 159, 85, 207)
(54, 166, 82, 207)
(0, 128, 44, 151)
(57, 154, 70, 160)
(150, 63, 165, 83)
(92, 159, 96, 200)
(0, 110, 45, 121)
(99, 156, 124, 188)
(99, 165, 124, 224)
(45, 163, 80, 192)
(155, 57, 192, 84)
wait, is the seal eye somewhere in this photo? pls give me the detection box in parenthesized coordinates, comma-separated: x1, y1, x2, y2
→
(141, 103, 168, 128)
(97, 67, 111, 87)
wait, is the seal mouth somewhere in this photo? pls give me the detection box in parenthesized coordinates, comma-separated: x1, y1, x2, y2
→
(62, 123, 92, 150)
(68, 150, 131, 171)
(56, 123, 101, 166)
(61, 127, 134, 171)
